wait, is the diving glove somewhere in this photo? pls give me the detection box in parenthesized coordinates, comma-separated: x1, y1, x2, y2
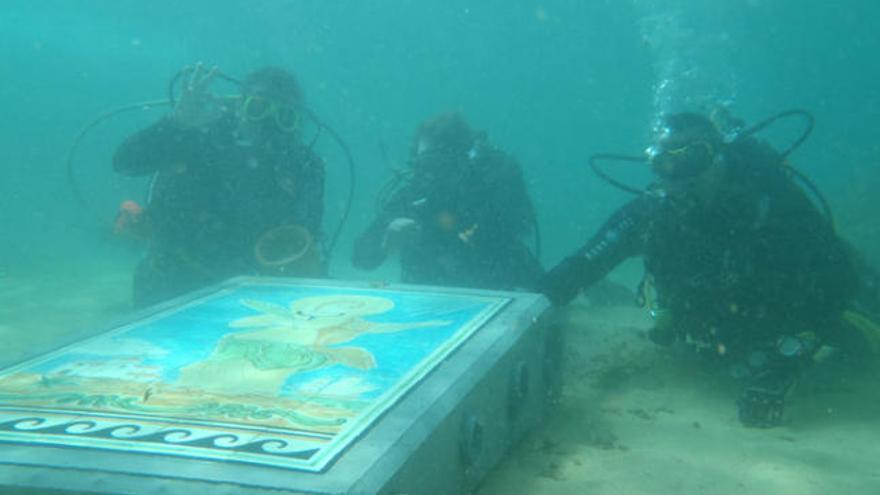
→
(539, 256, 587, 306)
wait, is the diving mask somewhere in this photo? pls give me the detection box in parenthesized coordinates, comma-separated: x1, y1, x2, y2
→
(647, 139, 715, 180)
(241, 95, 300, 133)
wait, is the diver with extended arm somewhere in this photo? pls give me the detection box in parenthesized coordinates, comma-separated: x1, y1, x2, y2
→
(542, 111, 865, 427)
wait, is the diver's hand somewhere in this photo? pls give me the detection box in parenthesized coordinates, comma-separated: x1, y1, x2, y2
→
(172, 63, 224, 129)
(538, 256, 586, 306)
(382, 217, 420, 253)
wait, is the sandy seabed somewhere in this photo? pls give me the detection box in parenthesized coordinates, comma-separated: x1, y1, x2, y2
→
(1, 262, 879, 495)
(478, 302, 880, 495)
(0, 259, 133, 368)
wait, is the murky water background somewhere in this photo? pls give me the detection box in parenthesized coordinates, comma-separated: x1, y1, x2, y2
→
(1, 1, 879, 492)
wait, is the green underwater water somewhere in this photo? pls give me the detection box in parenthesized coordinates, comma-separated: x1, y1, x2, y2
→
(1, 1, 879, 493)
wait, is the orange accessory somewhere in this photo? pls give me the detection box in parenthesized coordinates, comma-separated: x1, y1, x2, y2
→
(114, 200, 149, 240)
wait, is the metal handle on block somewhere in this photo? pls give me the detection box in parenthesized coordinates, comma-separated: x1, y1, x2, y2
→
(507, 360, 530, 417)
(459, 413, 484, 467)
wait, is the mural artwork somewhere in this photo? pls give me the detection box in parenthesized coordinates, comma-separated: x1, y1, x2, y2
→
(0, 282, 508, 471)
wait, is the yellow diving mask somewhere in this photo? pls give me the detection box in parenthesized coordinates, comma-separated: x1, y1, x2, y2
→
(241, 95, 301, 133)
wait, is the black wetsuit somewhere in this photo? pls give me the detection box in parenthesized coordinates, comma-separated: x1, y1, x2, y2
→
(352, 144, 543, 291)
(114, 115, 325, 306)
(542, 139, 857, 423)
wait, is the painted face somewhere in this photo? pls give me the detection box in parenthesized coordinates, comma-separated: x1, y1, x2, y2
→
(290, 295, 395, 323)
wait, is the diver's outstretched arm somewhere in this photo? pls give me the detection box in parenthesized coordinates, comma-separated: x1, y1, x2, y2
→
(540, 197, 651, 305)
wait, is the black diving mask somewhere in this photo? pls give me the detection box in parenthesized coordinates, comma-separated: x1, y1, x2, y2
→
(647, 140, 715, 181)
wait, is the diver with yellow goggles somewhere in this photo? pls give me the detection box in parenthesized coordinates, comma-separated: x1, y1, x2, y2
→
(109, 64, 338, 307)
(161, 63, 305, 149)
(543, 110, 878, 428)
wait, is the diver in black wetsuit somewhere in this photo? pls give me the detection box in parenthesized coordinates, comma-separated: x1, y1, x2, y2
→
(541, 112, 861, 427)
(114, 65, 326, 307)
(352, 112, 543, 291)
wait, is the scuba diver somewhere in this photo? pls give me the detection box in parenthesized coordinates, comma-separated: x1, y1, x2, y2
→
(541, 111, 869, 427)
(113, 64, 326, 307)
(352, 112, 544, 291)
